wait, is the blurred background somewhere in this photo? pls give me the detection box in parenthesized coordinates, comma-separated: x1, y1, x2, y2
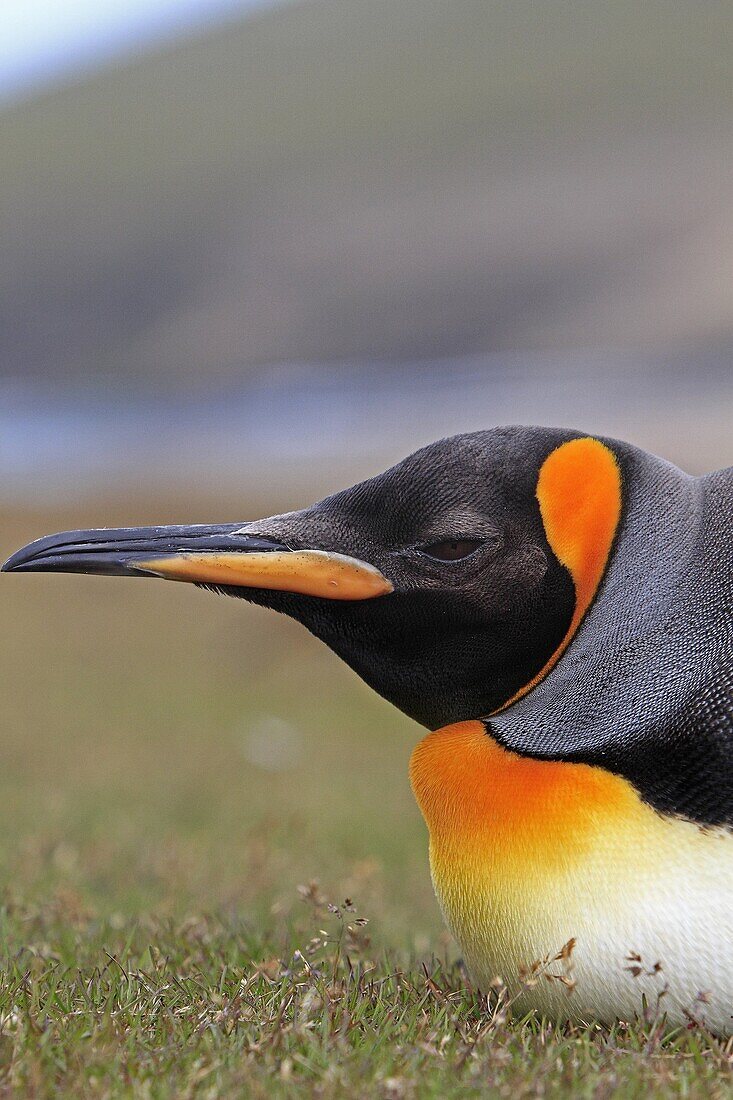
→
(0, 0, 731, 948)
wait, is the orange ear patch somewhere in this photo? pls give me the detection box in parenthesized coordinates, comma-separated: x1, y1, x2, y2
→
(496, 437, 621, 711)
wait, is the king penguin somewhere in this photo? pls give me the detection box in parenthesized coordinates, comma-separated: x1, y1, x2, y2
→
(4, 427, 733, 1032)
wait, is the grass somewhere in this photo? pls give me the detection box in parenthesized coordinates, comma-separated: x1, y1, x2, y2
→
(1, 888, 732, 1098)
(0, 497, 731, 1096)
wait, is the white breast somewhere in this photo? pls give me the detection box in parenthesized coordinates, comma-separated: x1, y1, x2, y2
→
(433, 819, 733, 1034)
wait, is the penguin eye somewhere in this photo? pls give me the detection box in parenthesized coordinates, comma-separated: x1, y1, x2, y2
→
(419, 538, 484, 562)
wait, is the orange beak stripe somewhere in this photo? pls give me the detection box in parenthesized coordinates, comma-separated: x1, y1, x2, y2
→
(136, 549, 393, 600)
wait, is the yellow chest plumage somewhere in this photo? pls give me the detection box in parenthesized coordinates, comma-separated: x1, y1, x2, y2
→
(410, 722, 733, 1032)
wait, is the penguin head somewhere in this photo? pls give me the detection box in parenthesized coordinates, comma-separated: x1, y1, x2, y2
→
(3, 426, 621, 729)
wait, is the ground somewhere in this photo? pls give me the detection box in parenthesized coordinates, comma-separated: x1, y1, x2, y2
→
(0, 499, 731, 1096)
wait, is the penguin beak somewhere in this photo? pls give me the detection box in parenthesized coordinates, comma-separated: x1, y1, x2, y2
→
(1, 524, 393, 601)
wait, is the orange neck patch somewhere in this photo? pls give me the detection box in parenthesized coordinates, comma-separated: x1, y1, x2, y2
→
(410, 720, 640, 876)
(496, 436, 621, 712)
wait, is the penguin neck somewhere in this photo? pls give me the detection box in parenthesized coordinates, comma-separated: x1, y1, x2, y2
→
(485, 448, 718, 799)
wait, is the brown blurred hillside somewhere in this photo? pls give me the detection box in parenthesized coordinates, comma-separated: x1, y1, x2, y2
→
(2, 0, 732, 392)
